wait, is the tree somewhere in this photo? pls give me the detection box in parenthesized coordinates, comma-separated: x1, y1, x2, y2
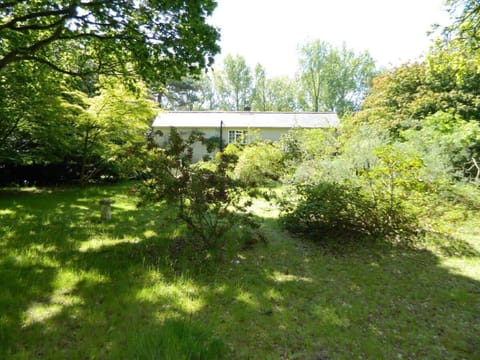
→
(74, 77, 157, 185)
(0, 1, 220, 82)
(159, 76, 204, 111)
(265, 77, 298, 111)
(354, 62, 428, 131)
(214, 54, 253, 110)
(354, 51, 480, 133)
(197, 72, 218, 110)
(297, 40, 376, 116)
(156, 72, 220, 110)
(0, 61, 81, 164)
(444, 0, 480, 50)
(251, 64, 268, 111)
(250, 65, 297, 112)
(297, 40, 329, 113)
(233, 142, 285, 186)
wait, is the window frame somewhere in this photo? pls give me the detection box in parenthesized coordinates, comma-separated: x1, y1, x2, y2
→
(228, 129, 248, 145)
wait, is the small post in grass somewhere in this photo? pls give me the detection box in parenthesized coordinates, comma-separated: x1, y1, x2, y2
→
(99, 199, 115, 221)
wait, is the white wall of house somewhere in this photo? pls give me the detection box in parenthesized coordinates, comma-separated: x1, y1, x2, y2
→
(152, 111, 339, 162)
(154, 126, 292, 161)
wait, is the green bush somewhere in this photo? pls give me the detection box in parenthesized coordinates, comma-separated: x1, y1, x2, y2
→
(281, 180, 418, 240)
(401, 111, 480, 182)
(281, 182, 375, 237)
(138, 128, 258, 263)
(233, 141, 284, 186)
(281, 144, 425, 240)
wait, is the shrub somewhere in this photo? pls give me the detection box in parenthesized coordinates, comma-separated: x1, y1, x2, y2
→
(233, 141, 284, 186)
(137, 128, 258, 262)
(281, 180, 418, 241)
(281, 182, 375, 238)
(281, 144, 425, 241)
(401, 111, 480, 183)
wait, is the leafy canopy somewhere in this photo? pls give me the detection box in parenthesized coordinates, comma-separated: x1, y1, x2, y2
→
(0, 0, 220, 82)
(297, 40, 376, 116)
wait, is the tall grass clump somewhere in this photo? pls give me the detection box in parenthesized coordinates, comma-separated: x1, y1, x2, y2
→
(125, 319, 228, 360)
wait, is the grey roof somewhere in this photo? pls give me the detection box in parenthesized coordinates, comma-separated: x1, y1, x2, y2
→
(152, 111, 339, 128)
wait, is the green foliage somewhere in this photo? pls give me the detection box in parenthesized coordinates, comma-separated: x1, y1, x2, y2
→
(138, 128, 258, 262)
(75, 77, 158, 185)
(251, 63, 268, 111)
(281, 146, 424, 241)
(161, 39, 375, 113)
(355, 53, 480, 133)
(297, 40, 376, 115)
(251, 65, 298, 111)
(126, 320, 228, 359)
(0, 61, 80, 164)
(281, 128, 338, 161)
(357, 145, 425, 234)
(281, 126, 426, 240)
(159, 76, 211, 111)
(222, 143, 243, 158)
(214, 55, 253, 110)
(401, 111, 480, 182)
(280, 128, 339, 183)
(443, 0, 480, 57)
(281, 182, 378, 238)
(233, 142, 284, 186)
(0, 1, 220, 82)
(262, 76, 298, 111)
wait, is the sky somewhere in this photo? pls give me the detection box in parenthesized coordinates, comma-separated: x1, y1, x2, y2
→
(209, 0, 451, 77)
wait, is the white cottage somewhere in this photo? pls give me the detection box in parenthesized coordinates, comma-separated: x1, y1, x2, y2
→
(152, 111, 340, 161)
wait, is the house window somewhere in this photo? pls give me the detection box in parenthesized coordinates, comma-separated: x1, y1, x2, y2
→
(228, 130, 248, 144)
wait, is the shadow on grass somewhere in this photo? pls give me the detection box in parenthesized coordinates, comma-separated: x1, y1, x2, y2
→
(0, 184, 479, 359)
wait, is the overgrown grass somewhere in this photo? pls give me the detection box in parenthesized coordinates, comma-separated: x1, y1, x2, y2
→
(0, 182, 479, 359)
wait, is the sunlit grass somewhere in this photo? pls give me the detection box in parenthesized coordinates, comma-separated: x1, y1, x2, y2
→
(0, 182, 479, 359)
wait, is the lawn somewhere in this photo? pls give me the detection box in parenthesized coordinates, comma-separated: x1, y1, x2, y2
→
(1, 182, 479, 359)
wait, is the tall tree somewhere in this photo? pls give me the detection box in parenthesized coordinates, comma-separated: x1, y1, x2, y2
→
(266, 77, 298, 111)
(0, 0, 220, 82)
(251, 64, 268, 111)
(251, 72, 297, 112)
(297, 40, 376, 116)
(444, 0, 480, 48)
(159, 77, 204, 111)
(157, 72, 218, 110)
(197, 72, 218, 110)
(214, 54, 253, 110)
(297, 40, 330, 113)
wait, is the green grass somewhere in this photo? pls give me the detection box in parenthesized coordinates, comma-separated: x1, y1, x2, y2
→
(1, 182, 479, 359)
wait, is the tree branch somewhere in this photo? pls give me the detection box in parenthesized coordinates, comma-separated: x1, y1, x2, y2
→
(0, 7, 73, 30)
(0, 114, 24, 144)
(18, 55, 93, 77)
(5, 16, 68, 32)
(0, 1, 22, 10)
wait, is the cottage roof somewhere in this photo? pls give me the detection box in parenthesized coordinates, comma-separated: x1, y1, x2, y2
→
(152, 111, 339, 129)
